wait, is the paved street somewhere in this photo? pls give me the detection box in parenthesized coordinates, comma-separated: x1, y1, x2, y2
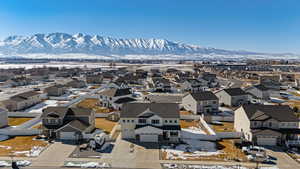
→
(266, 147, 300, 169)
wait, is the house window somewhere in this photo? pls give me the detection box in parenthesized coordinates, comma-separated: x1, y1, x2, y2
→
(174, 120, 177, 123)
(151, 119, 160, 124)
(254, 121, 257, 126)
(127, 120, 130, 123)
(131, 120, 134, 123)
(169, 120, 173, 123)
(165, 120, 168, 123)
(269, 122, 272, 127)
(138, 119, 146, 123)
(170, 132, 178, 136)
(122, 120, 126, 123)
(212, 101, 217, 104)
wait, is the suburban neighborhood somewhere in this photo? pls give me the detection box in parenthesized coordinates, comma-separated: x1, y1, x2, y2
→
(0, 60, 299, 169)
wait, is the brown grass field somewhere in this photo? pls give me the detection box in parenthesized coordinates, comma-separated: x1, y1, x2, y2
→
(0, 136, 48, 157)
(77, 98, 112, 113)
(180, 120, 199, 128)
(211, 122, 235, 132)
(95, 118, 117, 133)
(8, 118, 32, 126)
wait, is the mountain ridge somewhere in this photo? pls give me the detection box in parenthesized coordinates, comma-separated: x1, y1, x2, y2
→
(0, 32, 298, 60)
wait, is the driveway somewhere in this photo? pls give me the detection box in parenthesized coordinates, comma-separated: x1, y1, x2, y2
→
(31, 142, 76, 167)
(265, 146, 300, 169)
(110, 135, 161, 169)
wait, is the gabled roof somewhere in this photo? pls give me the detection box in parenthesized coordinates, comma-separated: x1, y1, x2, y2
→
(223, 88, 247, 96)
(10, 91, 40, 101)
(98, 88, 131, 97)
(190, 91, 218, 101)
(42, 107, 92, 118)
(145, 93, 183, 103)
(121, 102, 180, 118)
(56, 120, 89, 132)
(13, 91, 40, 99)
(242, 104, 298, 122)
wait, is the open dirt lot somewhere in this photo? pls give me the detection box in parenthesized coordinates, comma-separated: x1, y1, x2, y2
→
(95, 118, 117, 134)
(77, 98, 112, 113)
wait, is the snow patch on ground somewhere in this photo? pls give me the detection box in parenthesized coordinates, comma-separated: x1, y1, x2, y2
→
(0, 145, 11, 150)
(162, 127, 220, 160)
(162, 163, 278, 169)
(13, 146, 45, 157)
(0, 160, 31, 167)
(64, 161, 110, 168)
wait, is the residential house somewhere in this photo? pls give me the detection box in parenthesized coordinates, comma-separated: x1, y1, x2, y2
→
(244, 84, 280, 101)
(2, 91, 42, 111)
(86, 74, 103, 84)
(259, 75, 281, 90)
(234, 104, 300, 146)
(44, 84, 66, 97)
(98, 88, 133, 110)
(182, 91, 219, 114)
(41, 107, 95, 142)
(152, 77, 172, 92)
(3, 77, 33, 87)
(66, 79, 86, 88)
(215, 88, 249, 107)
(181, 79, 208, 93)
(120, 102, 181, 142)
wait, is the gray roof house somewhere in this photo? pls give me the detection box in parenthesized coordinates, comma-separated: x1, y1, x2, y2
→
(215, 88, 249, 107)
(182, 91, 219, 114)
(234, 104, 300, 146)
(120, 102, 181, 143)
(42, 107, 95, 142)
(98, 88, 133, 110)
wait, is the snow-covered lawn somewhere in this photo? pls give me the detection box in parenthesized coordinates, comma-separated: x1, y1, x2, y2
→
(162, 163, 278, 169)
(23, 100, 58, 113)
(162, 127, 220, 160)
(64, 161, 110, 168)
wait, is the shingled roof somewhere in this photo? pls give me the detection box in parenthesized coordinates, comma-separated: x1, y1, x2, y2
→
(190, 91, 218, 101)
(42, 107, 92, 118)
(121, 102, 180, 118)
(242, 104, 299, 122)
(98, 88, 131, 97)
(223, 88, 247, 96)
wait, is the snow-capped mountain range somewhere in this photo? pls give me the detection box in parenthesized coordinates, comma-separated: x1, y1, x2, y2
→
(0, 33, 298, 60)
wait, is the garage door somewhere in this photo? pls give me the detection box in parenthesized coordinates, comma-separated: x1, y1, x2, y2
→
(140, 134, 158, 142)
(257, 137, 277, 146)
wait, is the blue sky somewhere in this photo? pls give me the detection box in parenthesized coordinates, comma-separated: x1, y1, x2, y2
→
(0, 0, 299, 53)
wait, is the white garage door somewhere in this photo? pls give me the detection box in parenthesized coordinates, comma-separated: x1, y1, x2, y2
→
(140, 134, 158, 142)
(257, 137, 277, 146)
